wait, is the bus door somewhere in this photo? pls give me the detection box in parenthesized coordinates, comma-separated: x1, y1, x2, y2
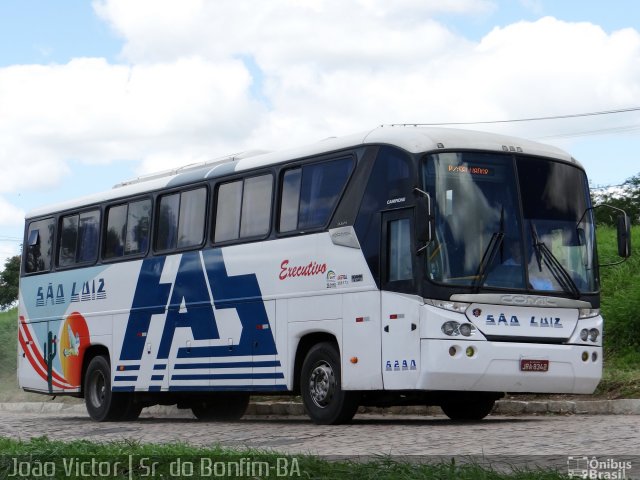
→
(380, 209, 421, 390)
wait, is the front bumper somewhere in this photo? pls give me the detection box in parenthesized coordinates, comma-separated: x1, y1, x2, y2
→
(417, 339, 601, 394)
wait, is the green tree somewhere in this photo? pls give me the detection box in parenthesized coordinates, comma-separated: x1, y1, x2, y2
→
(593, 173, 640, 226)
(0, 255, 20, 309)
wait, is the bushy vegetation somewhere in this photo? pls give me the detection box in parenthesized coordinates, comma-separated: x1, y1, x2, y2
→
(0, 255, 19, 310)
(597, 225, 640, 367)
(593, 172, 640, 226)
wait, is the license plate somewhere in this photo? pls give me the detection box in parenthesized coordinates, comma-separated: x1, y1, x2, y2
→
(520, 359, 549, 372)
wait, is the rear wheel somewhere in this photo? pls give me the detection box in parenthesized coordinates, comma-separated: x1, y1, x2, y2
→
(191, 393, 250, 421)
(84, 355, 130, 421)
(441, 398, 495, 421)
(301, 342, 359, 425)
(119, 398, 143, 420)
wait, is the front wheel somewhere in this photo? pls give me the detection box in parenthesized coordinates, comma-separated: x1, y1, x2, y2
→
(300, 342, 359, 425)
(441, 399, 495, 421)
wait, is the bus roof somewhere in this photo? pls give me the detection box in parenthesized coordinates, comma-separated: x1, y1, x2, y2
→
(25, 126, 578, 219)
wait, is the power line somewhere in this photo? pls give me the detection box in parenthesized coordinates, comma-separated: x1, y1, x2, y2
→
(400, 106, 640, 126)
(536, 123, 640, 140)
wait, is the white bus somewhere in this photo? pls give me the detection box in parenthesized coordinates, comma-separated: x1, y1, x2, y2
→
(18, 126, 631, 424)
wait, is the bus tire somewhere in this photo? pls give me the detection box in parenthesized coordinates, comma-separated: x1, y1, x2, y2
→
(191, 393, 250, 421)
(118, 397, 143, 421)
(84, 355, 126, 422)
(301, 342, 359, 425)
(441, 399, 495, 421)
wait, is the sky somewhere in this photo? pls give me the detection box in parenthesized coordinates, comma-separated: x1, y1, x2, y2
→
(1, 0, 640, 266)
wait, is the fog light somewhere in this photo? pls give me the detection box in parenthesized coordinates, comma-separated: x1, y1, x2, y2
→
(582, 351, 589, 362)
(442, 321, 460, 336)
(592, 352, 598, 362)
(589, 328, 599, 342)
(580, 329, 589, 342)
(449, 346, 457, 357)
(466, 346, 475, 357)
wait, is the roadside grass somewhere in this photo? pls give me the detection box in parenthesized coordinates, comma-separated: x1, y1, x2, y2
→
(0, 436, 569, 480)
(0, 308, 19, 398)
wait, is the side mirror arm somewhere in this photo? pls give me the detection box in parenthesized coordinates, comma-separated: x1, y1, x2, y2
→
(413, 187, 433, 255)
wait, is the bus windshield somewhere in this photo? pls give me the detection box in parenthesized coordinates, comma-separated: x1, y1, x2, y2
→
(422, 152, 596, 294)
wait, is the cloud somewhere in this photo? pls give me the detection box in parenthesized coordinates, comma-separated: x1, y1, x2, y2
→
(93, 0, 489, 66)
(0, 196, 25, 227)
(0, 56, 265, 183)
(0, 2, 639, 218)
(91, 2, 640, 141)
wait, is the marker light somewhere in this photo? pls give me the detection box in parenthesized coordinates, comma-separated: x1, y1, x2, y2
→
(427, 299, 470, 313)
(582, 351, 589, 362)
(580, 329, 589, 342)
(350, 357, 358, 364)
(589, 328, 600, 342)
(441, 321, 460, 336)
(465, 346, 475, 357)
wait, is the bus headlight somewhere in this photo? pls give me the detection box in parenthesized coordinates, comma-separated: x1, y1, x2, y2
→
(441, 321, 460, 336)
(589, 328, 600, 342)
(458, 323, 477, 337)
(580, 329, 589, 342)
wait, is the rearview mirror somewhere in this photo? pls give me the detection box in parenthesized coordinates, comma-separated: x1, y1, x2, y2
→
(413, 188, 432, 244)
(617, 213, 631, 258)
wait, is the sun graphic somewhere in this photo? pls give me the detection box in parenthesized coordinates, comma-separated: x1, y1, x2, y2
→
(58, 312, 90, 387)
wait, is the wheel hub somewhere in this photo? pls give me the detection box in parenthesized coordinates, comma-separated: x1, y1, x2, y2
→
(89, 371, 106, 408)
(309, 361, 336, 408)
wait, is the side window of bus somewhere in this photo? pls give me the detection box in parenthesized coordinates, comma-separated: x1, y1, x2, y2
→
(59, 210, 100, 267)
(157, 187, 207, 251)
(214, 174, 273, 243)
(388, 218, 413, 281)
(104, 199, 151, 259)
(279, 157, 354, 233)
(25, 218, 55, 273)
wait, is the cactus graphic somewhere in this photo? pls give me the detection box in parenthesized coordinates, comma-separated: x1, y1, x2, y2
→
(43, 331, 57, 394)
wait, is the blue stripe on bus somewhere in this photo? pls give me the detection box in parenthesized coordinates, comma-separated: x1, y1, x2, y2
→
(168, 384, 288, 392)
(114, 375, 137, 382)
(148, 386, 162, 392)
(153, 364, 167, 370)
(112, 386, 135, 392)
(173, 361, 281, 370)
(151, 375, 164, 381)
(177, 347, 281, 358)
(171, 372, 284, 381)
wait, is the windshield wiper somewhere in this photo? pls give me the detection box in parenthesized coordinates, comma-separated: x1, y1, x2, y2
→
(529, 222, 543, 272)
(472, 207, 506, 292)
(529, 223, 580, 298)
(472, 231, 504, 293)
